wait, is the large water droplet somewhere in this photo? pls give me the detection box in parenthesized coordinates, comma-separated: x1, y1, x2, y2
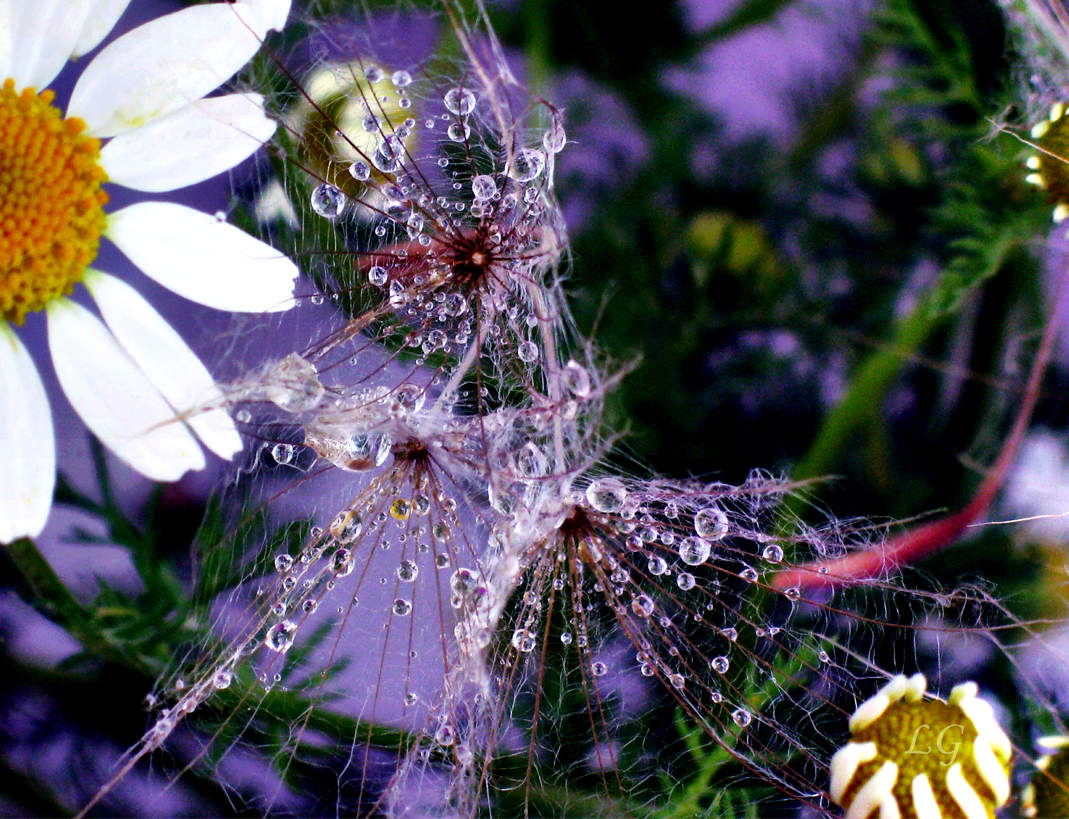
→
(392, 598, 412, 616)
(274, 554, 294, 573)
(585, 478, 627, 513)
(762, 544, 784, 563)
(694, 507, 729, 540)
(631, 594, 654, 618)
(511, 148, 545, 182)
(311, 183, 346, 219)
(350, 160, 371, 181)
(265, 620, 297, 653)
(471, 174, 496, 201)
(444, 87, 476, 116)
(397, 559, 419, 582)
(732, 708, 752, 728)
(391, 70, 412, 88)
(368, 265, 388, 287)
(271, 442, 295, 465)
(511, 628, 536, 652)
(561, 360, 591, 397)
(678, 536, 711, 566)
(542, 120, 566, 154)
(710, 656, 729, 674)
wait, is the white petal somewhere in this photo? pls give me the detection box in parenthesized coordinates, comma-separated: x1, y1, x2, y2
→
(237, 0, 291, 33)
(9, 0, 90, 89)
(84, 271, 242, 461)
(106, 202, 297, 313)
(68, 2, 275, 137)
(46, 299, 204, 481)
(0, 324, 55, 542)
(0, 1, 15, 82)
(100, 93, 276, 192)
(72, 0, 132, 59)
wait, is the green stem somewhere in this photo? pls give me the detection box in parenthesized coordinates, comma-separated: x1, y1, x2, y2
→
(792, 298, 941, 484)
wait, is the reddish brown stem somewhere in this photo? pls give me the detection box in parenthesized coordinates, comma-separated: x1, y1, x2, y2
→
(773, 272, 1066, 592)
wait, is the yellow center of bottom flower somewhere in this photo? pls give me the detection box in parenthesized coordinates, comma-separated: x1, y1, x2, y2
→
(0, 78, 108, 324)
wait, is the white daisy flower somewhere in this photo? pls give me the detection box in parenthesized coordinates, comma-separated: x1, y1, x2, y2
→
(0, 0, 298, 543)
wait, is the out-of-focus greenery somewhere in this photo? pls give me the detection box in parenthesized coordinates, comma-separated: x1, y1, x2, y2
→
(2, 0, 1068, 815)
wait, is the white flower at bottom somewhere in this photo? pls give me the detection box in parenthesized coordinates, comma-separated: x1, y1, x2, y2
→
(0, 0, 298, 543)
(830, 674, 1012, 819)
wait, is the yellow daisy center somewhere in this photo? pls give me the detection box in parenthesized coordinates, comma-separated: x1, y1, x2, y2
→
(0, 77, 108, 325)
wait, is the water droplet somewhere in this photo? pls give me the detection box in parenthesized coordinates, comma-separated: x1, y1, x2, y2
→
(511, 628, 537, 652)
(265, 620, 297, 653)
(678, 536, 711, 566)
(393, 598, 412, 616)
(561, 360, 591, 397)
(591, 661, 608, 677)
(511, 147, 545, 182)
(265, 353, 324, 412)
(271, 442, 295, 465)
(676, 572, 695, 590)
(330, 511, 363, 544)
(560, 632, 573, 645)
(648, 556, 667, 575)
(542, 121, 566, 154)
(404, 692, 418, 706)
(302, 599, 318, 614)
(694, 508, 729, 540)
(471, 174, 496, 201)
(444, 87, 476, 116)
(631, 594, 654, 618)
(212, 670, 233, 690)
(274, 554, 294, 573)
(721, 627, 738, 642)
(365, 64, 384, 83)
(391, 70, 412, 88)
(762, 544, 784, 563)
(447, 121, 470, 142)
(349, 160, 371, 181)
(710, 656, 729, 674)
(586, 478, 627, 513)
(669, 673, 685, 689)
(390, 498, 412, 520)
(311, 183, 346, 219)
(397, 559, 419, 582)
(330, 548, 354, 578)
(435, 723, 456, 746)
(740, 566, 758, 582)
(732, 708, 752, 728)
(435, 553, 450, 569)
(368, 265, 388, 286)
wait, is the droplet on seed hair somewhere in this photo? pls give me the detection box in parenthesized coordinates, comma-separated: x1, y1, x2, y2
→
(586, 477, 627, 513)
(271, 442, 295, 464)
(265, 620, 297, 653)
(561, 360, 591, 397)
(543, 120, 566, 154)
(762, 544, 784, 563)
(694, 507, 729, 540)
(444, 87, 476, 116)
(711, 656, 729, 673)
(471, 174, 496, 201)
(732, 708, 752, 727)
(447, 121, 470, 142)
(392, 598, 412, 616)
(310, 183, 346, 219)
(364, 64, 384, 83)
(391, 70, 412, 88)
(349, 160, 371, 181)
(511, 147, 545, 182)
(397, 560, 419, 582)
(274, 554, 294, 573)
(368, 265, 388, 286)
(678, 536, 711, 566)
